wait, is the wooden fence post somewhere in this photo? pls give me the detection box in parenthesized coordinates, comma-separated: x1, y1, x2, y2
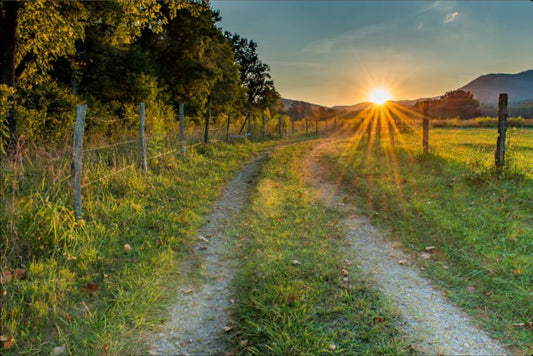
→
(262, 116, 266, 139)
(389, 121, 395, 148)
(139, 102, 148, 173)
(291, 119, 295, 136)
(247, 112, 252, 137)
(278, 115, 282, 138)
(315, 119, 319, 136)
(179, 103, 185, 160)
(495, 93, 508, 169)
(226, 113, 231, 144)
(422, 101, 429, 153)
(204, 106, 211, 144)
(72, 104, 86, 220)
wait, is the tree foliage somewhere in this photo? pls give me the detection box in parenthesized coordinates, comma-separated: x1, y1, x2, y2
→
(0, 0, 278, 149)
(416, 90, 481, 119)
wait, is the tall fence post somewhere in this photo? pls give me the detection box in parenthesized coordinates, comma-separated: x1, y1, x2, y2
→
(305, 119, 309, 136)
(389, 121, 395, 148)
(278, 115, 282, 138)
(226, 113, 231, 144)
(179, 103, 185, 160)
(422, 101, 429, 153)
(72, 104, 86, 220)
(204, 106, 211, 144)
(139, 102, 148, 173)
(495, 93, 508, 169)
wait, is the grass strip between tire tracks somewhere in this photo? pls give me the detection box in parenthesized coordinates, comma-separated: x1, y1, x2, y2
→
(228, 142, 411, 355)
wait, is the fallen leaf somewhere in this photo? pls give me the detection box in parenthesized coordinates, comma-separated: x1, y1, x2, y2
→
(404, 344, 415, 351)
(328, 344, 336, 350)
(101, 344, 109, 355)
(513, 268, 521, 277)
(443, 265, 449, 270)
(341, 268, 349, 276)
(123, 244, 131, 252)
(484, 291, 494, 296)
(198, 235, 209, 243)
(0, 335, 9, 342)
(421, 252, 431, 260)
(398, 260, 407, 265)
(291, 260, 301, 265)
(54, 344, 66, 355)
(240, 340, 249, 347)
(81, 282, 99, 295)
(425, 246, 435, 252)
(183, 288, 193, 295)
(341, 277, 348, 283)
(3, 337, 15, 349)
(287, 294, 296, 305)
(13, 268, 25, 280)
(224, 347, 238, 356)
(372, 316, 384, 323)
(467, 285, 476, 293)
(0, 271, 12, 284)
(223, 326, 233, 332)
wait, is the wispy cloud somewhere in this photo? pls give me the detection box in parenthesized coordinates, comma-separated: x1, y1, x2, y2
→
(305, 24, 387, 54)
(444, 11, 459, 24)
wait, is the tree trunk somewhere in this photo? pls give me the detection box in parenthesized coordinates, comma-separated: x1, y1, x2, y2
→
(0, 2, 20, 154)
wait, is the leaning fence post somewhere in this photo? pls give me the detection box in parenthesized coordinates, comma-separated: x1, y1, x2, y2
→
(226, 113, 231, 144)
(179, 103, 185, 160)
(422, 101, 429, 153)
(139, 102, 148, 172)
(72, 104, 86, 220)
(495, 93, 508, 169)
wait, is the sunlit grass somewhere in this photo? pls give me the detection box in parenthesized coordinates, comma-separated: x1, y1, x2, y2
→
(321, 127, 533, 354)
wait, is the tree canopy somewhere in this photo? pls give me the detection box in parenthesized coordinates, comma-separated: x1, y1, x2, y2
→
(0, 0, 280, 150)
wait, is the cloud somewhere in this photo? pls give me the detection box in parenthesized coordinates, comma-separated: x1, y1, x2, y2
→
(444, 11, 459, 24)
(305, 24, 387, 54)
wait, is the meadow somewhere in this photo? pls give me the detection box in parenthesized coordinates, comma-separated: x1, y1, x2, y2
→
(320, 126, 533, 353)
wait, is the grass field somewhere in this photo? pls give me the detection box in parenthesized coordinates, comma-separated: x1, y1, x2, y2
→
(321, 127, 533, 353)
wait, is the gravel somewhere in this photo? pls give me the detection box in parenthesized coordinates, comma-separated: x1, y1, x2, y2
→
(145, 156, 265, 355)
(306, 141, 510, 355)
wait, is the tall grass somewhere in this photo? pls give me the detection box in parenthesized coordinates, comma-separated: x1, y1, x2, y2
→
(0, 128, 280, 354)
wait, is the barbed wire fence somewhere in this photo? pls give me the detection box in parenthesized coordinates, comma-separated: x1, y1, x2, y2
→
(69, 102, 338, 219)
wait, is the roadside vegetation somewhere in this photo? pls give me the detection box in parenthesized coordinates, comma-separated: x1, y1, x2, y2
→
(0, 139, 279, 354)
(229, 142, 412, 354)
(321, 127, 533, 354)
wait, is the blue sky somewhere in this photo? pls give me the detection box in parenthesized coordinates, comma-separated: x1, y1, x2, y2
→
(212, 0, 533, 107)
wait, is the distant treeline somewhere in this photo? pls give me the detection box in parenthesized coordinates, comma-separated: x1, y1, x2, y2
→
(0, 0, 281, 151)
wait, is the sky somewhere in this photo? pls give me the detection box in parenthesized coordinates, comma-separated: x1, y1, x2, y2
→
(211, 0, 533, 107)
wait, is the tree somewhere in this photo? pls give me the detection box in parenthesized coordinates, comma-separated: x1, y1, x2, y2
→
(416, 90, 480, 119)
(224, 32, 280, 111)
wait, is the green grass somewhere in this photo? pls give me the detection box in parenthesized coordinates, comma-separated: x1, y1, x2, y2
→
(0, 138, 280, 354)
(321, 127, 533, 354)
(228, 142, 412, 355)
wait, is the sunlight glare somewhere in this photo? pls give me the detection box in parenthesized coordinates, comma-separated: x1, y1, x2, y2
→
(369, 88, 391, 105)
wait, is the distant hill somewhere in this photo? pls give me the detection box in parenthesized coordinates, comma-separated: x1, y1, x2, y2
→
(281, 98, 326, 111)
(459, 69, 533, 104)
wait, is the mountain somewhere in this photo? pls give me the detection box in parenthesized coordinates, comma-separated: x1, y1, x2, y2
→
(459, 69, 533, 104)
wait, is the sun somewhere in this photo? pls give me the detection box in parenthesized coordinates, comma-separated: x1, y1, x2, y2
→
(369, 88, 391, 105)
